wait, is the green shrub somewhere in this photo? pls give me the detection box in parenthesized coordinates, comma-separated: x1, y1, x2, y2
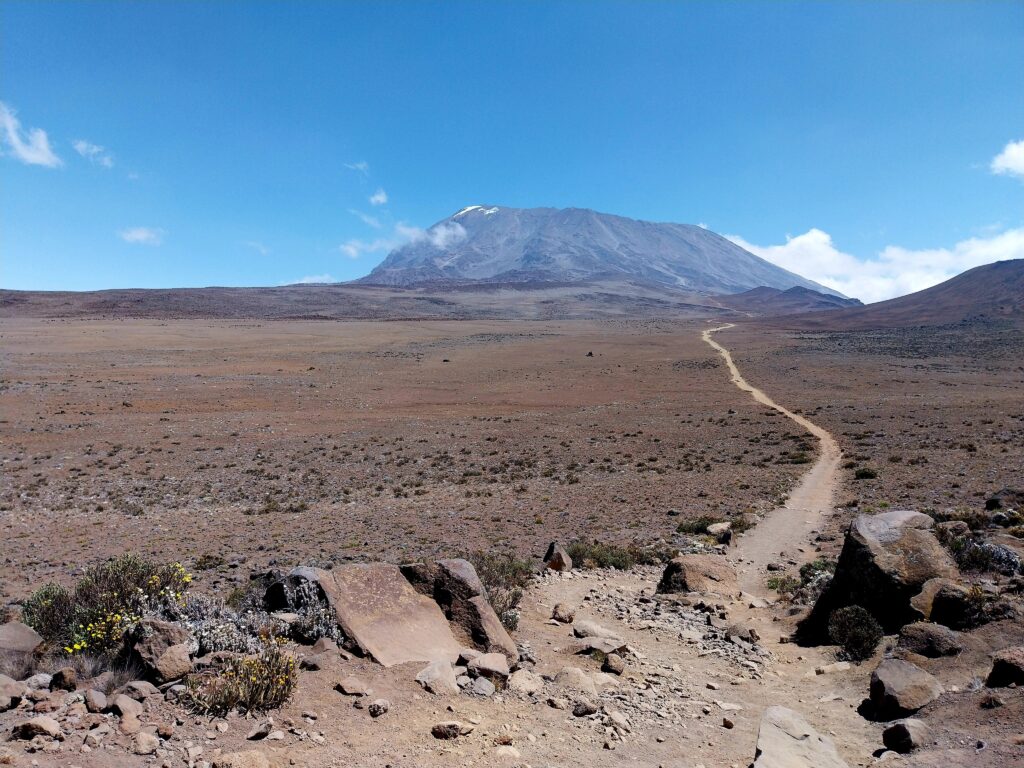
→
(828, 605, 882, 661)
(468, 551, 533, 631)
(565, 540, 677, 571)
(183, 644, 297, 716)
(675, 515, 725, 535)
(766, 575, 800, 594)
(854, 467, 878, 480)
(22, 554, 192, 656)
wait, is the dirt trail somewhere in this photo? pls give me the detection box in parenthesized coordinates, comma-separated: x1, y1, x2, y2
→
(701, 323, 843, 594)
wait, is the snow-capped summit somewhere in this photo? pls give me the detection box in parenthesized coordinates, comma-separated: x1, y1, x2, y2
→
(363, 205, 840, 295)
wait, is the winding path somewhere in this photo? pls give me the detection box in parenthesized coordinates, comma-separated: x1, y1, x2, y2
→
(701, 323, 842, 595)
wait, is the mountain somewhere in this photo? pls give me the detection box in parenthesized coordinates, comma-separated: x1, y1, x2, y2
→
(716, 286, 862, 315)
(363, 205, 842, 296)
(773, 259, 1024, 330)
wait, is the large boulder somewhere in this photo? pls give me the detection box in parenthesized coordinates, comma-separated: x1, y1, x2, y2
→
(0, 621, 44, 655)
(869, 659, 943, 719)
(0, 674, 27, 712)
(897, 622, 963, 658)
(400, 559, 517, 663)
(752, 705, 849, 768)
(986, 646, 1024, 687)
(543, 542, 573, 572)
(267, 564, 461, 667)
(128, 619, 193, 683)
(656, 554, 738, 597)
(799, 511, 958, 640)
(909, 578, 980, 630)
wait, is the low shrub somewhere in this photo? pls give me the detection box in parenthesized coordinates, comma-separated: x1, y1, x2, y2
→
(468, 551, 533, 631)
(765, 575, 800, 595)
(853, 467, 878, 480)
(828, 605, 882, 661)
(182, 644, 297, 716)
(180, 593, 282, 655)
(675, 515, 725, 535)
(22, 554, 192, 656)
(566, 540, 677, 571)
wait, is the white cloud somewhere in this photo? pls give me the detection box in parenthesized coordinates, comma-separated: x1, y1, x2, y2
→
(369, 188, 388, 206)
(345, 161, 369, 176)
(245, 240, 270, 255)
(339, 219, 466, 260)
(294, 274, 336, 284)
(348, 209, 382, 228)
(0, 101, 62, 168)
(727, 227, 1024, 303)
(991, 139, 1024, 180)
(119, 227, 165, 246)
(73, 139, 114, 168)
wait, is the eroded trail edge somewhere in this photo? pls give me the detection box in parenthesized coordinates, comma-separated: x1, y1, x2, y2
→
(702, 323, 842, 595)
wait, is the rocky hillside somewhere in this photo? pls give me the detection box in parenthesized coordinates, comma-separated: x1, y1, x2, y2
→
(363, 205, 842, 295)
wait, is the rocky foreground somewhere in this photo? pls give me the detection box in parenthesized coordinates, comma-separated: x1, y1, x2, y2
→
(1, 505, 1023, 767)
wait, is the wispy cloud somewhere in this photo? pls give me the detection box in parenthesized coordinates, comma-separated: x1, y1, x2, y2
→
(344, 161, 369, 177)
(294, 274, 336, 284)
(727, 227, 1024, 303)
(73, 139, 114, 168)
(369, 188, 388, 206)
(0, 101, 62, 168)
(245, 240, 270, 255)
(348, 209, 382, 229)
(119, 227, 165, 246)
(340, 220, 467, 260)
(991, 139, 1024, 180)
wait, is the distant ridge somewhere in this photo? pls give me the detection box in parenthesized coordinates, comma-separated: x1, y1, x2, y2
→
(770, 259, 1024, 330)
(363, 205, 842, 296)
(716, 286, 862, 315)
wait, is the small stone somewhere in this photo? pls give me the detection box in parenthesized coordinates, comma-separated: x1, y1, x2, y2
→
(552, 603, 576, 623)
(83, 689, 107, 713)
(722, 717, 735, 729)
(135, 732, 159, 755)
(11, 716, 62, 740)
(883, 719, 930, 754)
(431, 721, 464, 740)
(49, 667, 77, 692)
(246, 721, 272, 740)
(602, 653, 625, 675)
(335, 676, 369, 696)
(368, 698, 390, 717)
(573, 698, 599, 717)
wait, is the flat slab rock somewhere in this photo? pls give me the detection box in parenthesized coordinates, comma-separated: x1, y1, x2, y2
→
(294, 564, 462, 667)
(753, 705, 849, 768)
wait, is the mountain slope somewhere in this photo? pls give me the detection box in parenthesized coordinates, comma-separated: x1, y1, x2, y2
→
(363, 205, 842, 296)
(716, 286, 863, 315)
(772, 259, 1024, 330)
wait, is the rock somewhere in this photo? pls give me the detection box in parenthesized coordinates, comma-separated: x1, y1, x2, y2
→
(299, 653, 326, 671)
(469, 676, 496, 696)
(11, 716, 63, 741)
(602, 653, 625, 675)
(507, 669, 544, 695)
(335, 676, 369, 696)
(110, 693, 144, 718)
(897, 622, 963, 658)
(415, 660, 459, 695)
(432, 720, 471, 739)
(123, 679, 160, 699)
(23, 672, 51, 690)
(573, 698, 598, 716)
(129, 618, 194, 683)
(726, 622, 760, 644)
(707, 521, 733, 545)
(752, 705, 849, 768)
(986, 646, 1024, 687)
(882, 719, 930, 753)
(495, 745, 521, 759)
(134, 731, 159, 755)
(46, 666, 74, 692)
(83, 688, 107, 713)
(552, 603, 575, 623)
(656, 554, 739, 597)
(573, 619, 622, 641)
(799, 511, 958, 639)
(368, 698, 390, 717)
(0, 621, 44, 655)
(211, 752, 271, 768)
(246, 720, 273, 740)
(266, 564, 461, 667)
(554, 666, 597, 697)
(401, 559, 518, 663)
(310, 637, 338, 654)
(467, 652, 510, 686)
(909, 578, 975, 630)
(0, 674, 26, 711)
(870, 659, 943, 718)
(543, 542, 573, 572)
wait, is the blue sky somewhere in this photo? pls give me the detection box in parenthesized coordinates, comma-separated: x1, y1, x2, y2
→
(2, 1, 1022, 301)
